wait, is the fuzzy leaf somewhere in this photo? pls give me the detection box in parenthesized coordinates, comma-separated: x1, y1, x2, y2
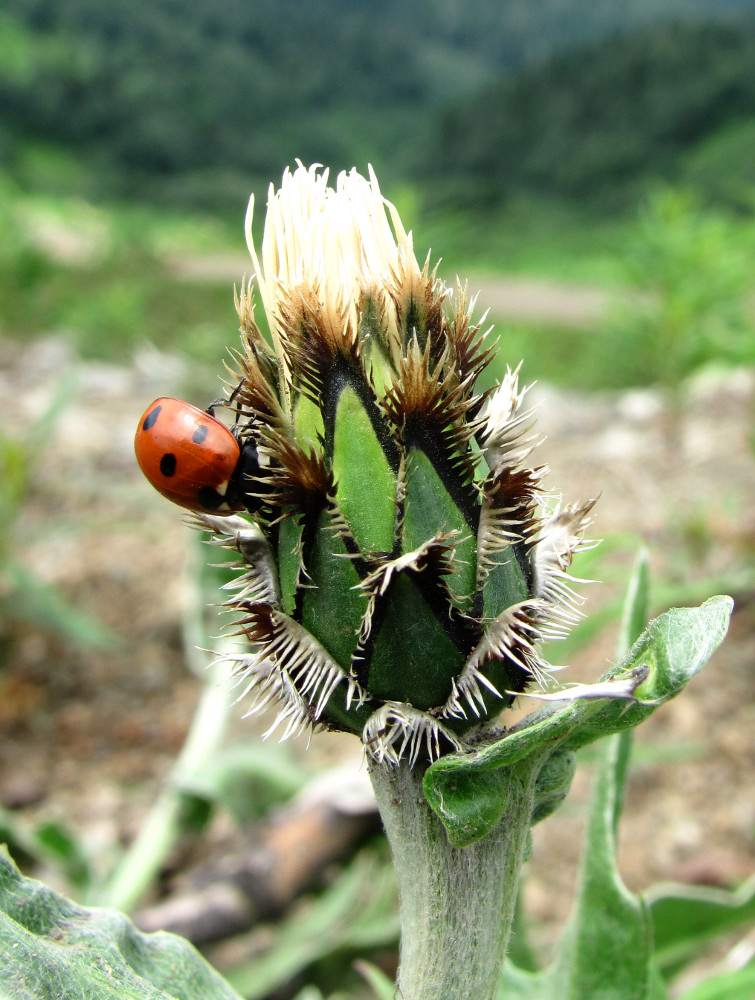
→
(0, 847, 241, 1000)
(647, 876, 755, 979)
(545, 733, 656, 999)
(422, 770, 512, 849)
(497, 733, 664, 1000)
(425, 596, 732, 843)
(529, 749, 577, 826)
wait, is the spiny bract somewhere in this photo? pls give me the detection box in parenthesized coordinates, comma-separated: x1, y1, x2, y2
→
(197, 163, 595, 764)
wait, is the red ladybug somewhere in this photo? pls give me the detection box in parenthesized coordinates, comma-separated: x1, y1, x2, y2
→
(134, 397, 264, 514)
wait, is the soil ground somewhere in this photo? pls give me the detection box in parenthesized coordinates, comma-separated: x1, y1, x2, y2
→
(0, 307, 753, 981)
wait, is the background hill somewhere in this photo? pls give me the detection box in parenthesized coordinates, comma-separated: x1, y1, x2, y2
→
(3, 0, 755, 211)
(426, 19, 755, 210)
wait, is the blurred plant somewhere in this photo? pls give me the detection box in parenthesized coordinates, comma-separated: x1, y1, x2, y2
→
(610, 188, 754, 390)
(0, 178, 234, 369)
(1, 532, 322, 911)
(0, 373, 116, 655)
(99, 536, 308, 913)
(681, 119, 755, 213)
(222, 854, 398, 1000)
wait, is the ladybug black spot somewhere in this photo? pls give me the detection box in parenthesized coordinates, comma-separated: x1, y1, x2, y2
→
(143, 405, 162, 431)
(160, 453, 177, 477)
(192, 424, 209, 445)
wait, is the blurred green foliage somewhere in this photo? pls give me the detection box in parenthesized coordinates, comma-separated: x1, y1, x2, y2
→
(0, 373, 117, 654)
(476, 186, 755, 393)
(682, 118, 755, 210)
(0, 177, 239, 374)
(429, 19, 755, 211)
(607, 188, 753, 388)
(2, 2, 755, 394)
(2, 1, 755, 210)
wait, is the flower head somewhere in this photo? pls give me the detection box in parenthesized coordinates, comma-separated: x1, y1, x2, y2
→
(196, 163, 595, 764)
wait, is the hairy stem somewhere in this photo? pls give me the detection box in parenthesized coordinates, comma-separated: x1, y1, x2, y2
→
(369, 757, 538, 1000)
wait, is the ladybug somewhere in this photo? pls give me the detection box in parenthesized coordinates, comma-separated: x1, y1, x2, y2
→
(134, 397, 265, 514)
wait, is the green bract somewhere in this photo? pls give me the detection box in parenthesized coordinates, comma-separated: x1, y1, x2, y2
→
(198, 164, 595, 763)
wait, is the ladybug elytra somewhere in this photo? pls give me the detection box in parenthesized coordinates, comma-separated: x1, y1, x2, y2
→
(134, 397, 264, 514)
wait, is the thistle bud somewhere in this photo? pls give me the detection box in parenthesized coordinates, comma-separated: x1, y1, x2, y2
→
(193, 163, 595, 764)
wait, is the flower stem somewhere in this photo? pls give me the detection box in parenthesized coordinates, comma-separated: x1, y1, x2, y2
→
(368, 756, 538, 1000)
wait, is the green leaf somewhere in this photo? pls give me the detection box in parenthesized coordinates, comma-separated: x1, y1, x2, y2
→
(481, 541, 529, 621)
(422, 769, 511, 849)
(529, 749, 577, 826)
(563, 595, 733, 753)
(498, 734, 665, 1000)
(301, 507, 367, 673)
(647, 876, 755, 979)
(547, 734, 657, 999)
(293, 392, 325, 450)
(0, 846, 242, 1000)
(425, 596, 732, 843)
(617, 547, 650, 658)
(679, 962, 755, 1000)
(367, 573, 465, 710)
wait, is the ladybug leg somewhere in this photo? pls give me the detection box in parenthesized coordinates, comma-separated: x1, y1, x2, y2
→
(208, 381, 246, 431)
(226, 381, 249, 433)
(227, 381, 244, 408)
(206, 397, 226, 417)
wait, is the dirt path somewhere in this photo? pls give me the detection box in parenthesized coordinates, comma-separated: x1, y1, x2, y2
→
(466, 273, 614, 325)
(167, 253, 615, 326)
